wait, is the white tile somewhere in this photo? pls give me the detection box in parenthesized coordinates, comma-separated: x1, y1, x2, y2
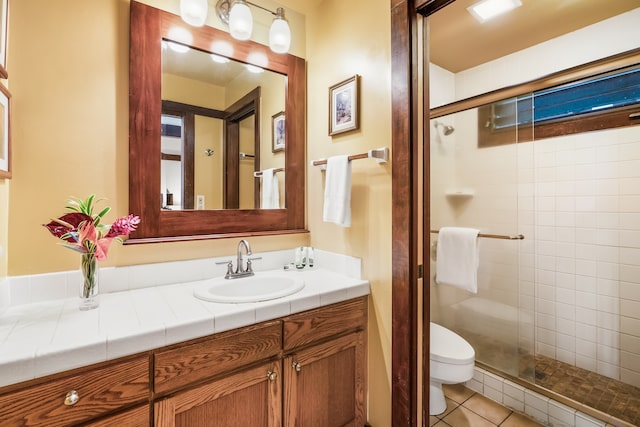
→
(483, 384, 503, 404)
(575, 411, 606, 427)
(503, 395, 524, 412)
(524, 405, 549, 426)
(466, 378, 483, 393)
(524, 389, 549, 414)
(30, 272, 67, 303)
(483, 371, 503, 393)
(502, 380, 524, 402)
(35, 337, 107, 378)
(549, 415, 574, 427)
(165, 317, 214, 346)
(576, 338, 597, 358)
(576, 354, 597, 371)
(255, 299, 291, 323)
(107, 326, 166, 359)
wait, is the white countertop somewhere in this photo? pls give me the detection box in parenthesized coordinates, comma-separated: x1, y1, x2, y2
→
(0, 267, 369, 388)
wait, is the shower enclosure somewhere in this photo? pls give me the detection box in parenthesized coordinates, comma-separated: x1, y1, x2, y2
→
(429, 92, 640, 424)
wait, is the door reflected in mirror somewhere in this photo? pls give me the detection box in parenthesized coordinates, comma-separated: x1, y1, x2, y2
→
(161, 43, 286, 211)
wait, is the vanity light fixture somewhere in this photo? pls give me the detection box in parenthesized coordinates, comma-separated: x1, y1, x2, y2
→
(467, 0, 522, 23)
(214, 0, 292, 54)
(180, 0, 208, 27)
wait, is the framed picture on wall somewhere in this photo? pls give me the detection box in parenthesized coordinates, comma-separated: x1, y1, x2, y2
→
(329, 74, 360, 136)
(0, 83, 11, 178)
(0, 0, 8, 78)
(272, 111, 285, 152)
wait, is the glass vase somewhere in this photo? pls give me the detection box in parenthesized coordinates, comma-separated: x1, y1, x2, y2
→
(79, 252, 99, 310)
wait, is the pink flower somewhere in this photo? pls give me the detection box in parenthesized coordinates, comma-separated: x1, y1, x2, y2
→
(43, 195, 140, 261)
(106, 215, 140, 238)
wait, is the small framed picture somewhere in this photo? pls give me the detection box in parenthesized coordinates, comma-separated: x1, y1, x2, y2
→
(329, 75, 360, 136)
(0, 83, 11, 178)
(272, 111, 285, 152)
(0, 0, 7, 78)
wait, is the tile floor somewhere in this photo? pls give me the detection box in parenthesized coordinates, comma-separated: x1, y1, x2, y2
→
(429, 384, 543, 427)
(528, 354, 640, 426)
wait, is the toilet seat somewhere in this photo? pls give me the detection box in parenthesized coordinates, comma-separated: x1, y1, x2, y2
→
(430, 322, 475, 365)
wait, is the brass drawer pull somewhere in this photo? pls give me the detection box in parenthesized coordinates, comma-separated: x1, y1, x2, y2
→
(64, 390, 80, 406)
(292, 361, 302, 372)
(267, 371, 278, 381)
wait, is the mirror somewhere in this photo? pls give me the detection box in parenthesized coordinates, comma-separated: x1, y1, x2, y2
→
(161, 44, 286, 210)
(129, 1, 305, 241)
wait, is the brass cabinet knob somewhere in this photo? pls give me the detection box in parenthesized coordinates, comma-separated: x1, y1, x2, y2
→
(267, 371, 278, 381)
(292, 361, 302, 372)
(64, 390, 80, 406)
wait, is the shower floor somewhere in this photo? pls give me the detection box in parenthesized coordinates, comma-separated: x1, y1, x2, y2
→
(524, 354, 640, 426)
(462, 331, 640, 425)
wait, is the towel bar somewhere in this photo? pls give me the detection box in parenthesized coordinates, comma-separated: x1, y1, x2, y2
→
(430, 229, 524, 240)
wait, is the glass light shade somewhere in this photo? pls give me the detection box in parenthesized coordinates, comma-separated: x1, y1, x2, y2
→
(269, 16, 291, 53)
(229, 1, 253, 41)
(180, 0, 208, 27)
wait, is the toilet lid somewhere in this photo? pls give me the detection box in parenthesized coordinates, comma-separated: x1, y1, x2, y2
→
(430, 322, 475, 365)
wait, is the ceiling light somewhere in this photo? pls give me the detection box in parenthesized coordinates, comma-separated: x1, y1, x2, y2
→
(180, 0, 208, 27)
(467, 0, 522, 23)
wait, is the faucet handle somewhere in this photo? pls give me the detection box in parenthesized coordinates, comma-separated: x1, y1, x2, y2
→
(246, 257, 262, 273)
(216, 260, 235, 277)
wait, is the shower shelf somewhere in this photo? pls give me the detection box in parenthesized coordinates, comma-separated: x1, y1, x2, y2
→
(444, 190, 474, 198)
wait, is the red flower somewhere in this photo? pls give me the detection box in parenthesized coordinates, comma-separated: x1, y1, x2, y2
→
(43, 213, 93, 242)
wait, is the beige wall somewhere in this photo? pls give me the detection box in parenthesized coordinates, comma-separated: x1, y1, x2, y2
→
(6, 0, 307, 275)
(306, 0, 392, 425)
(4, 0, 393, 424)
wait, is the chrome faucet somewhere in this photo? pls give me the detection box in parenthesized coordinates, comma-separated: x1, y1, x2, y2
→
(236, 239, 252, 276)
(217, 239, 261, 279)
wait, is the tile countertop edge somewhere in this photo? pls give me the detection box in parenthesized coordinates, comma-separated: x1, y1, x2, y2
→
(0, 268, 370, 389)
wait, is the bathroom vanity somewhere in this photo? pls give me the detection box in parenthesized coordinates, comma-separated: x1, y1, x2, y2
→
(0, 263, 369, 426)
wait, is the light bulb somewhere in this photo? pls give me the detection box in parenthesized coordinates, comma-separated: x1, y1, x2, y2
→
(167, 27, 193, 53)
(269, 8, 291, 53)
(180, 0, 208, 27)
(229, 1, 253, 41)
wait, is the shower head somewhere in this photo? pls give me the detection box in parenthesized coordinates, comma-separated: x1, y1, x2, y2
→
(433, 120, 455, 136)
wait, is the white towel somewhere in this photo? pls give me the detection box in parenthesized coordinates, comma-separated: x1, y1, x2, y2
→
(435, 227, 480, 293)
(322, 155, 352, 227)
(260, 168, 280, 209)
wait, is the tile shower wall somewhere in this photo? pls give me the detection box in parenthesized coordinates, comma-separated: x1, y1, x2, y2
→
(518, 126, 640, 388)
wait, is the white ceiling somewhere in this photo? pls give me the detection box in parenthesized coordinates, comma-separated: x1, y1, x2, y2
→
(429, 0, 640, 73)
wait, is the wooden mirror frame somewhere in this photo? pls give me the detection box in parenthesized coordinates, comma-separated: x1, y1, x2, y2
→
(129, 1, 306, 242)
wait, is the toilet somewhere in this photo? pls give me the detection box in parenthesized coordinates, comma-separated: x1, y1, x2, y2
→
(429, 322, 475, 415)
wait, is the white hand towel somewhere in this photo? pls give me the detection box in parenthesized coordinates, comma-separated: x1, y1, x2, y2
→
(435, 227, 480, 293)
(322, 155, 352, 227)
(260, 168, 280, 209)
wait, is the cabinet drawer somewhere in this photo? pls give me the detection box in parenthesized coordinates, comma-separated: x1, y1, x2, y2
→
(84, 404, 150, 427)
(283, 297, 368, 351)
(154, 320, 282, 395)
(0, 355, 150, 427)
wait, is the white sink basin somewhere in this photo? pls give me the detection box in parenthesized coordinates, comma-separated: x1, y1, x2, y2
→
(193, 272, 305, 303)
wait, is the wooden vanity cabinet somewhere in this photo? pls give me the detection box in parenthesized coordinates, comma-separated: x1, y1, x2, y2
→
(154, 360, 281, 427)
(0, 297, 367, 427)
(0, 354, 150, 427)
(153, 296, 368, 427)
(283, 297, 368, 427)
(153, 321, 282, 427)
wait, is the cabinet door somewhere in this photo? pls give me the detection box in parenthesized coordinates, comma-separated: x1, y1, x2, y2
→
(284, 331, 366, 427)
(155, 360, 281, 427)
